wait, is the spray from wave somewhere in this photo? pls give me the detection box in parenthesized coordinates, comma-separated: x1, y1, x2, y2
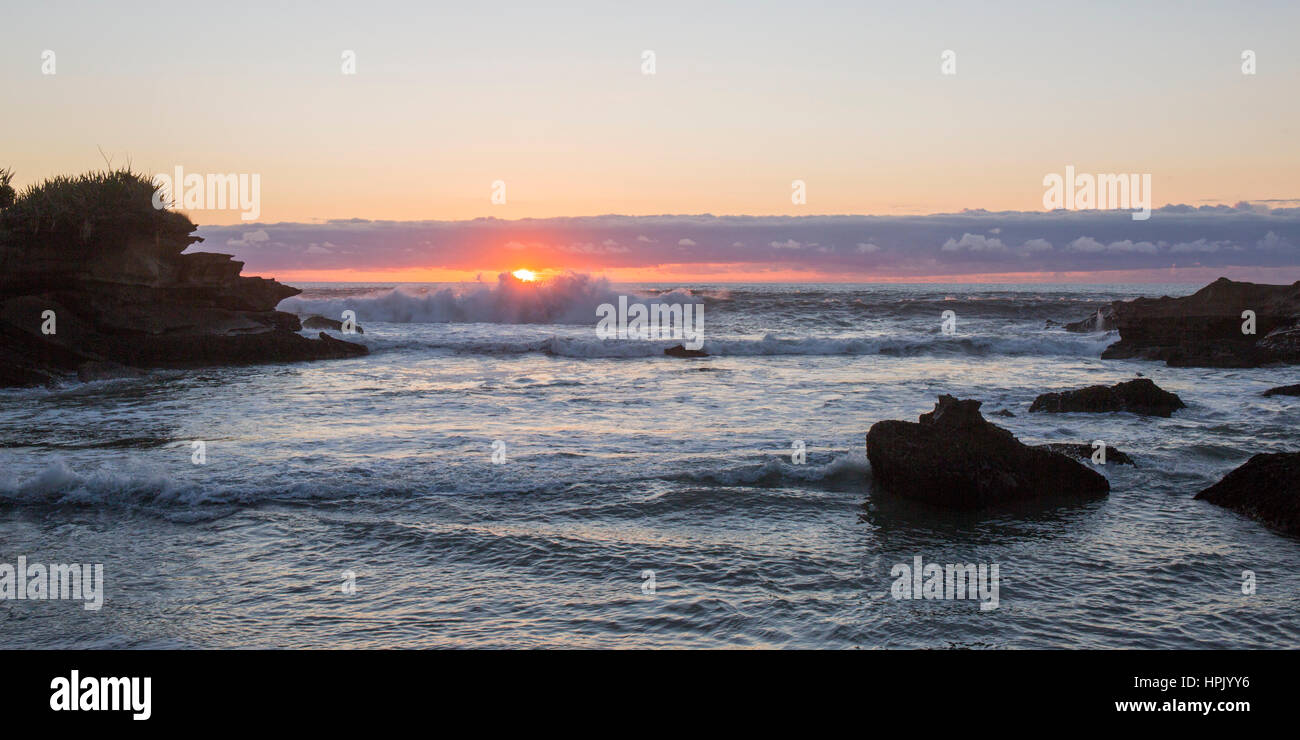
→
(279, 271, 703, 325)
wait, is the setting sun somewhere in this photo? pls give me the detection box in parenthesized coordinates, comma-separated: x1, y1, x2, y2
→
(512, 269, 537, 282)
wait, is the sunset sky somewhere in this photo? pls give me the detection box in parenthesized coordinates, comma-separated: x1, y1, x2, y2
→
(4, 0, 1298, 281)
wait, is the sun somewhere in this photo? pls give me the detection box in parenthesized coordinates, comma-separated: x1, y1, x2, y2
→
(512, 269, 537, 282)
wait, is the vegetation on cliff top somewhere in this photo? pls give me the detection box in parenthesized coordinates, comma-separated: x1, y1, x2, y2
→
(0, 167, 194, 250)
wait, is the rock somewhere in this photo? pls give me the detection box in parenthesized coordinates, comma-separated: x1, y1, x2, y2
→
(76, 361, 145, 382)
(865, 395, 1109, 509)
(1063, 306, 1115, 332)
(0, 169, 367, 386)
(1029, 378, 1185, 417)
(1034, 443, 1135, 466)
(990, 408, 1015, 417)
(302, 314, 364, 334)
(664, 344, 708, 358)
(1098, 278, 1300, 367)
(1262, 384, 1300, 397)
(1195, 452, 1300, 536)
(1259, 322, 1300, 358)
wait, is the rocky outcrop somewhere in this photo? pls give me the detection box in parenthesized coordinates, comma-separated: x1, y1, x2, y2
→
(1034, 442, 1135, 466)
(1029, 378, 1185, 417)
(664, 344, 707, 358)
(1195, 452, 1300, 536)
(302, 314, 364, 334)
(865, 395, 1109, 509)
(0, 171, 366, 387)
(1096, 278, 1300, 367)
(1262, 384, 1300, 397)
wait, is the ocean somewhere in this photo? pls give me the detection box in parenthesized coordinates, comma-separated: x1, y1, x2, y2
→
(2, 280, 1298, 648)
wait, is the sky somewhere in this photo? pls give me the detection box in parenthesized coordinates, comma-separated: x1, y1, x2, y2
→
(4, 0, 1299, 282)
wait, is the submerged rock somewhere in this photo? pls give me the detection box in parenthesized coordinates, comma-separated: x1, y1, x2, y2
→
(1029, 378, 1185, 417)
(76, 360, 146, 382)
(1034, 442, 1135, 466)
(1262, 384, 1300, 397)
(1063, 306, 1116, 332)
(302, 314, 364, 334)
(865, 395, 1109, 509)
(664, 344, 708, 358)
(1096, 278, 1300, 367)
(1195, 452, 1300, 536)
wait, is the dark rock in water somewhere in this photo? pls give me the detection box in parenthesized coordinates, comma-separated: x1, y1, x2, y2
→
(1029, 378, 1185, 417)
(302, 314, 364, 334)
(0, 170, 367, 387)
(1063, 306, 1116, 332)
(1098, 278, 1300, 367)
(990, 408, 1015, 417)
(1035, 442, 1135, 466)
(76, 361, 146, 382)
(1195, 452, 1300, 536)
(664, 344, 707, 358)
(865, 395, 1109, 510)
(1262, 384, 1300, 397)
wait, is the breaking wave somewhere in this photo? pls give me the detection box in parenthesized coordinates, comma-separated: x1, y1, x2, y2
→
(278, 272, 703, 325)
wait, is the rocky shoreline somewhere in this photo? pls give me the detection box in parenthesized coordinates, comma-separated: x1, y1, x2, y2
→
(0, 170, 365, 387)
(1063, 277, 1300, 368)
(866, 383, 1297, 537)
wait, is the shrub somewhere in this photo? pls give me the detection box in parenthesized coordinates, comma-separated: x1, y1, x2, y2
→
(0, 168, 194, 250)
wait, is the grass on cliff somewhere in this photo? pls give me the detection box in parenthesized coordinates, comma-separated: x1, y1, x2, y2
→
(0, 168, 195, 249)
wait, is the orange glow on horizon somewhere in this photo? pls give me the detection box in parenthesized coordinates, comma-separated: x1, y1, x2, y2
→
(248, 263, 1300, 286)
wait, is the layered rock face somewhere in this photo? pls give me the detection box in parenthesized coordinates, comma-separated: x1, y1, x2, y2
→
(1098, 278, 1300, 367)
(0, 194, 365, 387)
(865, 395, 1110, 510)
(1029, 378, 1186, 417)
(1195, 452, 1300, 536)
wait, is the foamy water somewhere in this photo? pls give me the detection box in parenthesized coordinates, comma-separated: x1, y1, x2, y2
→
(2, 281, 1298, 648)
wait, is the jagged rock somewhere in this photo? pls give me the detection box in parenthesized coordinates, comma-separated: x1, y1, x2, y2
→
(865, 395, 1109, 509)
(302, 315, 363, 334)
(1195, 452, 1300, 536)
(990, 408, 1015, 417)
(1262, 384, 1300, 397)
(0, 171, 366, 387)
(1098, 278, 1300, 367)
(1034, 443, 1135, 466)
(1029, 378, 1185, 417)
(664, 344, 707, 358)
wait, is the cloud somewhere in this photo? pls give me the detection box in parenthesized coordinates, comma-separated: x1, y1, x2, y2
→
(942, 233, 1006, 252)
(195, 207, 1300, 278)
(226, 229, 270, 247)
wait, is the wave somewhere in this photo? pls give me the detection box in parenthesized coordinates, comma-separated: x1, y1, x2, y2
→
(363, 331, 1113, 359)
(666, 452, 871, 490)
(279, 272, 704, 325)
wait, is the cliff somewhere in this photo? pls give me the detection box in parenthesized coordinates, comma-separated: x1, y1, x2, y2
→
(0, 169, 365, 387)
